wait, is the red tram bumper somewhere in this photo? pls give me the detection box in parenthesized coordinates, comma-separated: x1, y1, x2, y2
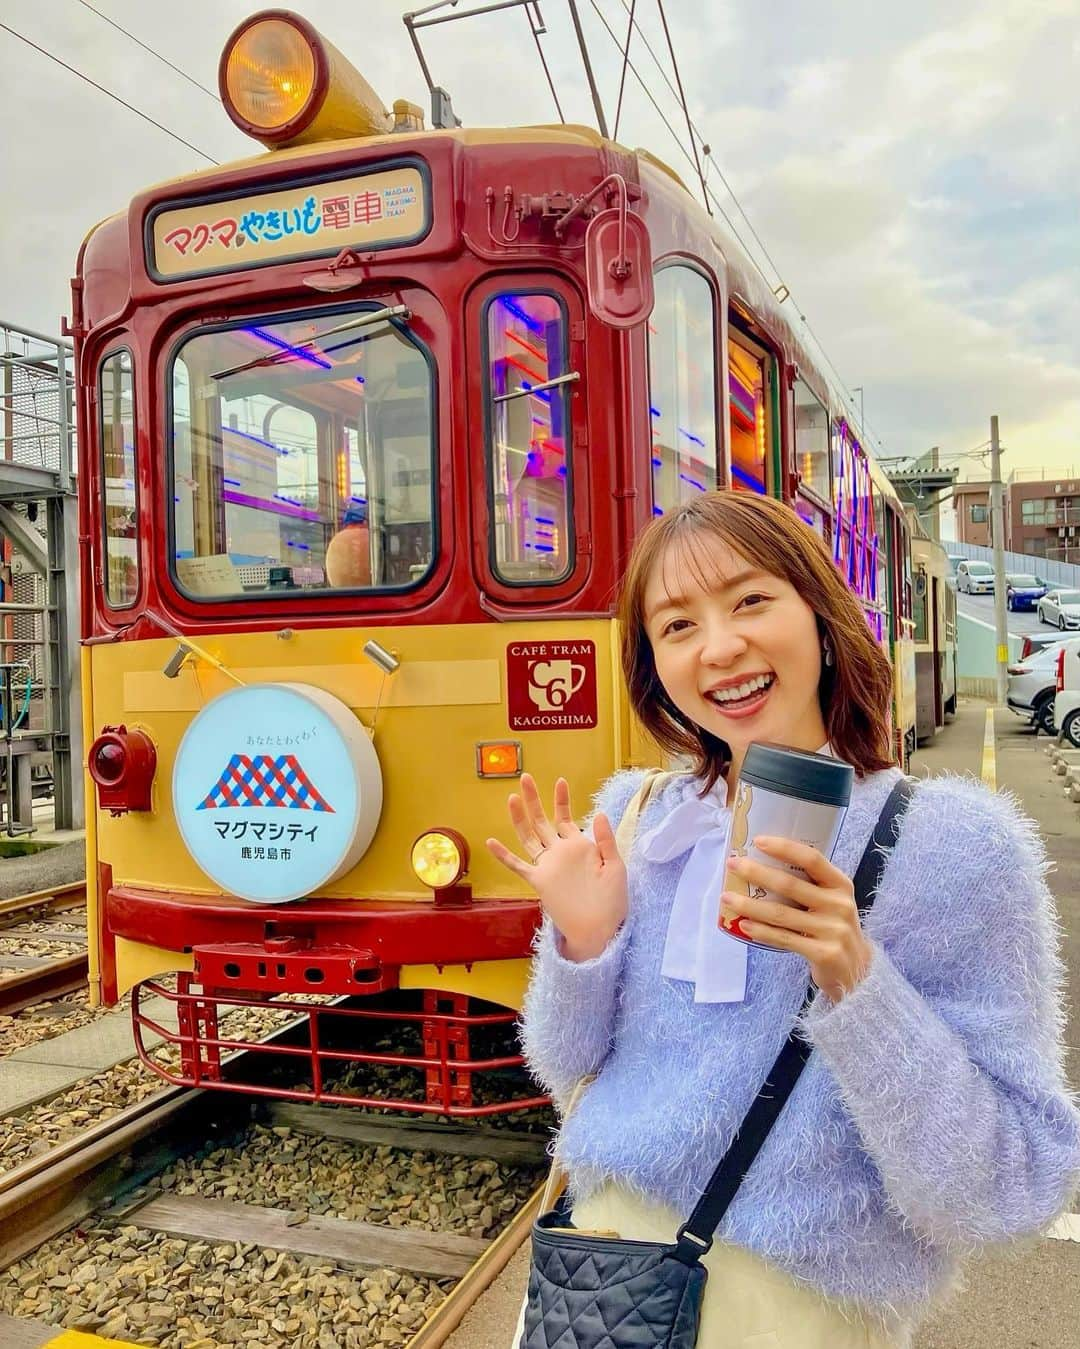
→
(105, 885, 547, 1116)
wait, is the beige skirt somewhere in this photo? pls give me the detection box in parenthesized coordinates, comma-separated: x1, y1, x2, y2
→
(511, 1184, 910, 1349)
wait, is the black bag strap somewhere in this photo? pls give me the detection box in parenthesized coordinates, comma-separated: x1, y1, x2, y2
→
(672, 775, 915, 1264)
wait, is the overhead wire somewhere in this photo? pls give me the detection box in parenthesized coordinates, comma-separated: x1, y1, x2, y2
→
(611, 0, 786, 289)
(593, 1, 897, 458)
(0, 20, 219, 163)
(75, 0, 222, 104)
(612, 0, 637, 141)
(585, 1, 748, 246)
(654, 0, 710, 215)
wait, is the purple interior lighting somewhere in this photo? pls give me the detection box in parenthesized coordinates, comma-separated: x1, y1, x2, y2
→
(223, 489, 321, 523)
(245, 327, 332, 371)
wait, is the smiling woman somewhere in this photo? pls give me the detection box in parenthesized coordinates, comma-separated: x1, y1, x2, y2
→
(493, 489, 1080, 1349)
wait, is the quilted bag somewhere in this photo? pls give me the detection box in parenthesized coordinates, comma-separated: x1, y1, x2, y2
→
(519, 775, 914, 1349)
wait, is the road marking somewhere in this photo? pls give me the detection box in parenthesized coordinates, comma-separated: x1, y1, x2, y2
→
(1046, 1212, 1080, 1242)
(981, 708, 997, 791)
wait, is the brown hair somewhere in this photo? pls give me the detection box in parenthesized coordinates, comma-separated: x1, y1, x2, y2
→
(618, 491, 896, 792)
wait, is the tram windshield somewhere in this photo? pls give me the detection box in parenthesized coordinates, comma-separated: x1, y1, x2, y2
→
(169, 306, 434, 599)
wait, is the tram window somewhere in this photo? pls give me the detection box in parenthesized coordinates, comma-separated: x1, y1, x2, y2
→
(648, 267, 718, 516)
(793, 378, 829, 503)
(169, 306, 435, 599)
(729, 334, 768, 495)
(98, 350, 139, 608)
(485, 293, 573, 584)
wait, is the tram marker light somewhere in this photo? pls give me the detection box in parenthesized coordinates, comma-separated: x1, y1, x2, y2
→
(219, 10, 394, 148)
(476, 741, 522, 778)
(411, 828, 469, 890)
(88, 725, 156, 815)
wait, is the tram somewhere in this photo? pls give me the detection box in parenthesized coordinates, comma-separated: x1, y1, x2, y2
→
(911, 528, 958, 742)
(74, 11, 915, 1114)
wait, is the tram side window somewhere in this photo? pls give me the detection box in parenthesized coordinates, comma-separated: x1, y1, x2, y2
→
(485, 294, 573, 584)
(170, 307, 435, 599)
(98, 351, 139, 607)
(729, 334, 768, 495)
(649, 267, 718, 516)
(793, 378, 829, 503)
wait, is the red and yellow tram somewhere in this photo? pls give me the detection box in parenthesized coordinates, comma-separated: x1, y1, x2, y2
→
(75, 11, 915, 1115)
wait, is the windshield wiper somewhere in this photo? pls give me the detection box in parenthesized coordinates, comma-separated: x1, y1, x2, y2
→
(493, 371, 580, 404)
(211, 305, 412, 381)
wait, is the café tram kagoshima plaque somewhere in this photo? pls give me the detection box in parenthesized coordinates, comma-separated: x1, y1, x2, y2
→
(173, 683, 382, 903)
(148, 163, 428, 280)
(506, 640, 598, 731)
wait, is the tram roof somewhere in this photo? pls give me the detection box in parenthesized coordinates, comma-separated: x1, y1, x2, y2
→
(78, 119, 899, 509)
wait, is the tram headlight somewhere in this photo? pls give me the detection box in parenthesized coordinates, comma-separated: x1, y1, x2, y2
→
(219, 10, 393, 148)
(411, 828, 469, 890)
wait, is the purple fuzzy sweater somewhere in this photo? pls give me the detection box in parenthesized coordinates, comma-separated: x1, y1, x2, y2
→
(520, 766, 1080, 1326)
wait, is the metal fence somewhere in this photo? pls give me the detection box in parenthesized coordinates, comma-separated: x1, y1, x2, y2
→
(939, 538, 1080, 591)
(0, 322, 81, 830)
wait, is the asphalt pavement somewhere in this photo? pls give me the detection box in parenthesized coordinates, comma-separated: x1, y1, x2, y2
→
(910, 700, 1079, 1349)
(955, 588, 1059, 640)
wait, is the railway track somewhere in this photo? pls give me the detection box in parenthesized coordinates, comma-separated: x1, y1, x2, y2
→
(0, 1011, 552, 1348)
(0, 881, 88, 1015)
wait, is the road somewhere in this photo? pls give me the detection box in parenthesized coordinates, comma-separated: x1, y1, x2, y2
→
(955, 588, 1053, 639)
(910, 702, 1079, 1349)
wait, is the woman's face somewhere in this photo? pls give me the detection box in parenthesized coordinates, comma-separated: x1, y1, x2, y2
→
(643, 531, 829, 766)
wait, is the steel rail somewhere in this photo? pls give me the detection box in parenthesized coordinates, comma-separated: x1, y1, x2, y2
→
(0, 881, 88, 1012)
(0, 951, 89, 1014)
(0, 880, 86, 925)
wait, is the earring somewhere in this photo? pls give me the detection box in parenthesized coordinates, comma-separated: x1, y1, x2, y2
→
(823, 637, 834, 668)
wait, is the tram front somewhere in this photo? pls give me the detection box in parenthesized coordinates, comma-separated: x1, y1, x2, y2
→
(75, 11, 656, 1114)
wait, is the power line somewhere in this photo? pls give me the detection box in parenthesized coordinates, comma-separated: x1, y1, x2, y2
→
(0, 20, 219, 164)
(593, 1, 899, 460)
(585, 1, 750, 251)
(75, 0, 222, 103)
(611, 0, 787, 290)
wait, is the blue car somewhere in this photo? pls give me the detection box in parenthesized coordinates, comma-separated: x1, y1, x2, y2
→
(1006, 573, 1048, 611)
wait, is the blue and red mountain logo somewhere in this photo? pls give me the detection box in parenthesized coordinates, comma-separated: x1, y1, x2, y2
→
(196, 754, 335, 812)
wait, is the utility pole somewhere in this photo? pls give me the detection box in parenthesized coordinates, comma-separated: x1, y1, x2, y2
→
(990, 415, 1008, 705)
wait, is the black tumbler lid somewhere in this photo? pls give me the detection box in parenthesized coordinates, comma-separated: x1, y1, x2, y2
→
(739, 743, 853, 807)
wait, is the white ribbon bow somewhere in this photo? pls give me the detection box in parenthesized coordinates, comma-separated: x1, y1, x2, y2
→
(637, 788, 748, 1003)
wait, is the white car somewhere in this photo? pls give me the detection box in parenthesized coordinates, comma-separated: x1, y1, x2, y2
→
(1006, 640, 1068, 736)
(956, 560, 994, 595)
(1053, 638, 1080, 746)
(1037, 589, 1080, 631)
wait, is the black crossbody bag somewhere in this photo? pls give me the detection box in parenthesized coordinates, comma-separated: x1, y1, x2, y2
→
(519, 775, 915, 1349)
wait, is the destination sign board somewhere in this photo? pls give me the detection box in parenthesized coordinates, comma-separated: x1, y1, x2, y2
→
(148, 164, 428, 280)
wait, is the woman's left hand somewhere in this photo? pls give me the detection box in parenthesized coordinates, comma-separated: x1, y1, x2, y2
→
(720, 837, 873, 1003)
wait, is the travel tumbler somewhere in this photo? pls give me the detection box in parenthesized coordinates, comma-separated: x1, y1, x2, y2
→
(720, 743, 854, 948)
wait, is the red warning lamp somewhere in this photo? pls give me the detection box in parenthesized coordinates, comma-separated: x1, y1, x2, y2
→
(88, 725, 156, 815)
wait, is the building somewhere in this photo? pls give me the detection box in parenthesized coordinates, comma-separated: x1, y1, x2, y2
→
(1007, 471, 1080, 563)
(952, 479, 992, 547)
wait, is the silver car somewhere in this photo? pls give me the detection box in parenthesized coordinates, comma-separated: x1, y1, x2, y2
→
(957, 560, 994, 594)
(1036, 589, 1080, 630)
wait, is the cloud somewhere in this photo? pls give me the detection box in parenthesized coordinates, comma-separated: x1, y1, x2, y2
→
(0, 0, 1075, 478)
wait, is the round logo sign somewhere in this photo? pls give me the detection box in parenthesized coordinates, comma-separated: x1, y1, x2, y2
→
(173, 683, 382, 904)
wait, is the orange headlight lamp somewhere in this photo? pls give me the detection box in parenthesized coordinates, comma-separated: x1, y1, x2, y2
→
(219, 9, 393, 148)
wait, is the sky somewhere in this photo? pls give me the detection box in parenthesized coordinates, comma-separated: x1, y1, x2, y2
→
(1, 0, 1077, 488)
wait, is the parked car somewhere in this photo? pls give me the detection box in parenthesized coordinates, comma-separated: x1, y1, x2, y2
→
(1005, 573, 1048, 611)
(1006, 642, 1063, 735)
(945, 554, 965, 590)
(1037, 589, 1080, 630)
(956, 560, 995, 594)
(1021, 632, 1070, 659)
(1053, 638, 1080, 746)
